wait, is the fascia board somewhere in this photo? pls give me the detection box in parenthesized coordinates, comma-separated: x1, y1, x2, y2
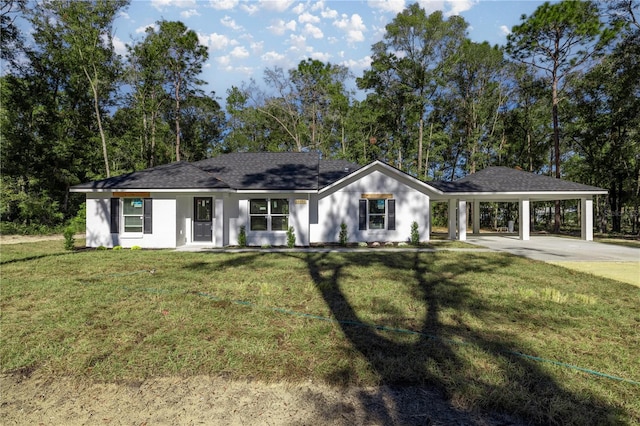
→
(235, 189, 317, 194)
(439, 190, 608, 199)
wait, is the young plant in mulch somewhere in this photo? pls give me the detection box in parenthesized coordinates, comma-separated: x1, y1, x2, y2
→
(339, 222, 348, 247)
(238, 225, 247, 247)
(286, 226, 296, 248)
(410, 221, 420, 246)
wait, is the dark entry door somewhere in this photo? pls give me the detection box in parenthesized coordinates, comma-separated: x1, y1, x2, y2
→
(194, 197, 213, 242)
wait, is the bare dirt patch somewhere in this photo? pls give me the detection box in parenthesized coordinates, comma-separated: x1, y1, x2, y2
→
(0, 234, 66, 245)
(1, 373, 525, 425)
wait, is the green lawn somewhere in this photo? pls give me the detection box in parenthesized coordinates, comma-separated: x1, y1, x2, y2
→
(1, 240, 639, 425)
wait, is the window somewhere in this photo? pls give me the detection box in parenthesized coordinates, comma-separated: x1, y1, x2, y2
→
(110, 197, 152, 234)
(249, 198, 289, 231)
(368, 199, 386, 229)
(359, 198, 395, 231)
(123, 198, 144, 233)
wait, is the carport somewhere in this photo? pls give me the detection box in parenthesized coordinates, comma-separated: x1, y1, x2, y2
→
(430, 167, 607, 241)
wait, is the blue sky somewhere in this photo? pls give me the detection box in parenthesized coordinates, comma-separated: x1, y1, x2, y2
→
(112, 0, 548, 102)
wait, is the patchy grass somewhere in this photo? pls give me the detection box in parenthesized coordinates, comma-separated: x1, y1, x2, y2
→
(1, 241, 639, 425)
(595, 237, 640, 249)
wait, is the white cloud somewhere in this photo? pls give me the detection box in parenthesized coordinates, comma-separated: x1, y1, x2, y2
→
(298, 12, 320, 24)
(150, 0, 196, 10)
(367, 0, 405, 14)
(500, 25, 511, 36)
(268, 19, 297, 35)
(292, 3, 306, 15)
(135, 23, 157, 34)
(259, 0, 294, 12)
(112, 36, 127, 56)
(303, 23, 324, 39)
(310, 51, 331, 62)
(181, 9, 200, 18)
(321, 8, 338, 19)
(221, 16, 243, 30)
(217, 55, 231, 66)
(288, 34, 307, 53)
(233, 66, 254, 76)
(208, 0, 239, 10)
(341, 55, 372, 71)
(230, 46, 250, 59)
(250, 41, 264, 54)
(199, 32, 231, 50)
(334, 14, 366, 43)
(444, 0, 478, 17)
(262, 51, 286, 63)
(241, 3, 259, 14)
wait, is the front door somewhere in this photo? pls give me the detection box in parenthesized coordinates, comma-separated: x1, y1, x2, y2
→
(193, 197, 213, 242)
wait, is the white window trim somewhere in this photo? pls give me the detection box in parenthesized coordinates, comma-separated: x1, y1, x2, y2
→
(249, 198, 290, 232)
(122, 197, 144, 235)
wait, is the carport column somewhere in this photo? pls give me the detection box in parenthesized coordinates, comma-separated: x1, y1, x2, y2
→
(458, 199, 467, 241)
(214, 198, 224, 247)
(581, 197, 593, 241)
(519, 199, 530, 241)
(448, 199, 457, 240)
(473, 200, 480, 234)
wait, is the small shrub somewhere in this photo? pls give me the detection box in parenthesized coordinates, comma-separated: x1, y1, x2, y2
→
(96, 246, 107, 250)
(358, 242, 368, 248)
(131, 245, 142, 250)
(410, 221, 420, 245)
(339, 222, 348, 246)
(63, 226, 75, 251)
(286, 226, 296, 248)
(238, 225, 247, 247)
(261, 243, 272, 249)
(113, 245, 123, 250)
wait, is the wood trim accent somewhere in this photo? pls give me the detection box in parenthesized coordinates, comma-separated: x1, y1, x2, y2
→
(113, 192, 150, 198)
(361, 193, 393, 199)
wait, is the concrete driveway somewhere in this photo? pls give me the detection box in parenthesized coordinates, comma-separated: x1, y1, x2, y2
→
(466, 235, 640, 286)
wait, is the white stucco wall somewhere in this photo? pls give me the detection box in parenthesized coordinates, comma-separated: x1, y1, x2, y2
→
(232, 194, 309, 247)
(86, 195, 114, 248)
(85, 193, 176, 248)
(311, 169, 432, 244)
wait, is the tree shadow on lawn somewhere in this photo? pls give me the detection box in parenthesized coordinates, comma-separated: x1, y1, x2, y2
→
(298, 251, 626, 425)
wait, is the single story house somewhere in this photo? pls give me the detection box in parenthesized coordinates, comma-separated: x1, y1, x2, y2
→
(70, 152, 607, 248)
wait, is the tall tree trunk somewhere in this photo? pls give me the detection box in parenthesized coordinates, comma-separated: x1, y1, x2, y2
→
(552, 60, 561, 233)
(174, 78, 181, 162)
(417, 118, 423, 177)
(84, 66, 110, 178)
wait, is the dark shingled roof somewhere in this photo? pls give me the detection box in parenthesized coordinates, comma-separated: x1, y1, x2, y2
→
(193, 152, 361, 190)
(72, 152, 362, 191)
(71, 162, 229, 190)
(429, 167, 606, 193)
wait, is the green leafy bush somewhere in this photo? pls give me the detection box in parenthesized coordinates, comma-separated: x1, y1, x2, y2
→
(238, 225, 247, 247)
(339, 222, 348, 246)
(410, 221, 420, 245)
(63, 226, 75, 251)
(286, 226, 296, 248)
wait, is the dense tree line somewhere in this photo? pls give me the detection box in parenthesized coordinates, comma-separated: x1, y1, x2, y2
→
(1, 0, 638, 234)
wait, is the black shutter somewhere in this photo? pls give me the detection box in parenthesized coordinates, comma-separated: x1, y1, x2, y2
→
(143, 198, 152, 234)
(110, 198, 120, 233)
(359, 199, 367, 230)
(387, 199, 396, 230)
